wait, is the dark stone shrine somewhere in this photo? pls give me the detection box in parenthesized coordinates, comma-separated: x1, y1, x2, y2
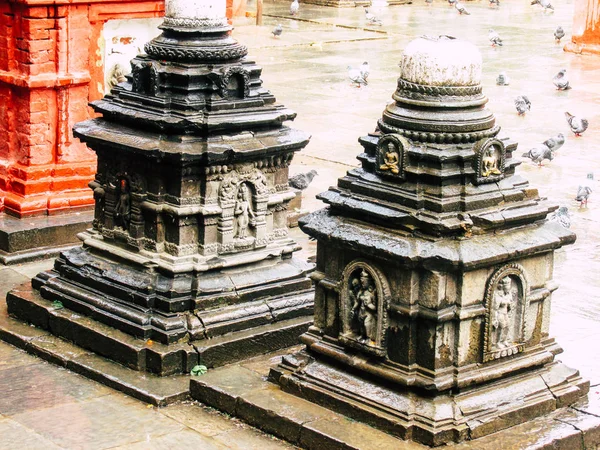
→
(270, 36, 587, 446)
(6, 0, 313, 376)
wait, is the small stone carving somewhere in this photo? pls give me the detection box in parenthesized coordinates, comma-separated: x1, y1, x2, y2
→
(474, 138, 506, 184)
(114, 178, 131, 230)
(131, 60, 159, 96)
(234, 184, 256, 239)
(339, 261, 391, 357)
(350, 270, 378, 344)
(491, 276, 514, 349)
(483, 264, 529, 362)
(377, 134, 408, 179)
(107, 63, 127, 91)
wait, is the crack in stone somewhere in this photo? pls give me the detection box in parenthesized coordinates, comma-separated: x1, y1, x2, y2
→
(554, 416, 585, 449)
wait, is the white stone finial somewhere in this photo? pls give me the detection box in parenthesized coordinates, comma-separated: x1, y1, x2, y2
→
(165, 0, 226, 20)
(399, 36, 482, 87)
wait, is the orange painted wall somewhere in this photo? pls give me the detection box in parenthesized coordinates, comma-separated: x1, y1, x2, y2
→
(566, 0, 600, 54)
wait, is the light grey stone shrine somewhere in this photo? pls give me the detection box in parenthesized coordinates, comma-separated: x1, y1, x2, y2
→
(270, 36, 588, 446)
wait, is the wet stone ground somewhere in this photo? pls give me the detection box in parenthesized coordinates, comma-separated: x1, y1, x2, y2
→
(1, 0, 600, 448)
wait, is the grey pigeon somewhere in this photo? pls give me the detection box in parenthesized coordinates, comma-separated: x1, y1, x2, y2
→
(554, 26, 565, 42)
(489, 0, 500, 7)
(425, 0, 433, 6)
(553, 69, 571, 90)
(365, 8, 383, 25)
(542, 133, 565, 152)
(531, 0, 554, 11)
(522, 145, 553, 166)
(348, 64, 368, 87)
(489, 29, 503, 46)
(448, 0, 457, 6)
(290, 0, 299, 15)
(455, 1, 470, 14)
(496, 72, 510, 85)
(565, 111, 589, 136)
(289, 170, 318, 190)
(272, 24, 283, 38)
(515, 95, 531, 115)
(575, 173, 594, 207)
(549, 206, 571, 228)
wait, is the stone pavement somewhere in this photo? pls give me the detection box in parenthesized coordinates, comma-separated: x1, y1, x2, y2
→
(2, 0, 600, 448)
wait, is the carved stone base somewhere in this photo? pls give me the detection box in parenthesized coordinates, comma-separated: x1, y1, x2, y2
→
(298, 0, 411, 6)
(270, 350, 589, 447)
(6, 245, 314, 375)
(7, 281, 313, 376)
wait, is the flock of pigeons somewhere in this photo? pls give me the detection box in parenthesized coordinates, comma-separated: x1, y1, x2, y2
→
(275, 0, 592, 216)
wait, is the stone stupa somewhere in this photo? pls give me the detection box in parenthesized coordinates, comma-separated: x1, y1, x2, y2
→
(270, 36, 587, 446)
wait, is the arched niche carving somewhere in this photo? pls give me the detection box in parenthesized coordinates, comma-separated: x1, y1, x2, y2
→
(483, 263, 529, 362)
(339, 260, 391, 357)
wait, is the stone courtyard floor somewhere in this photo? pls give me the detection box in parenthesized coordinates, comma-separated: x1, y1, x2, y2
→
(1, 0, 600, 448)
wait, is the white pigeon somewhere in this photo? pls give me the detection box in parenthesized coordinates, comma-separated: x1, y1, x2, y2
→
(364, 8, 383, 25)
(455, 2, 470, 14)
(290, 0, 299, 15)
(514, 95, 531, 115)
(496, 72, 510, 85)
(565, 112, 589, 137)
(552, 69, 571, 90)
(575, 173, 594, 207)
(531, 0, 554, 11)
(488, 29, 503, 46)
(348, 65, 368, 87)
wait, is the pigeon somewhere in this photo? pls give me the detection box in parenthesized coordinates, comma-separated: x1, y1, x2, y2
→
(425, 0, 433, 6)
(364, 8, 383, 26)
(575, 173, 594, 207)
(289, 170, 318, 190)
(496, 72, 510, 85)
(489, 0, 500, 7)
(448, 0, 457, 6)
(565, 112, 589, 137)
(531, 0, 554, 11)
(522, 145, 554, 166)
(554, 26, 565, 42)
(272, 24, 283, 38)
(542, 133, 565, 152)
(290, 0, 299, 15)
(359, 61, 370, 82)
(515, 95, 531, 115)
(489, 29, 503, 46)
(549, 206, 571, 228)
(348, 64, 368, 87)
(553, 69, 571, 90)
(455, 1, 470, 14)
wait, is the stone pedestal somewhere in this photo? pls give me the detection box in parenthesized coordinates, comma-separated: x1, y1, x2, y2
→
(270, 36, 587, 447)
(299, 0, 410, 7)
(564, 0, 600, 55)
(6, 0, 314, 376)
(0, 0, 165, 262)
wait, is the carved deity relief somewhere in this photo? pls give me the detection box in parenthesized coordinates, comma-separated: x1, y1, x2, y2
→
(475, 138, 506, 184)
(234, 183, 256, 239)
(114, 178, 131, 230)
(483, 264, 528, 362)
(376, 134, 408, 179)
(350, 270, 378, 344)
(340, 261, 390, 357)
(107, 63, 127, 91)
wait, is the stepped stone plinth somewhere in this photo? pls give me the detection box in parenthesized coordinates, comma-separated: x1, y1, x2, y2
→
(5, 0, 314, 376)
(269, 36, 587, 447)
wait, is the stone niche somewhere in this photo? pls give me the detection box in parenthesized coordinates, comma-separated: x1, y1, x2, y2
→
(271, 36, 587, 447)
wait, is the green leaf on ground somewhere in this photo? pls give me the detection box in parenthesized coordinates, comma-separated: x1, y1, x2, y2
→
(51, 300, 64, 310)
(191, 365, 208, 376)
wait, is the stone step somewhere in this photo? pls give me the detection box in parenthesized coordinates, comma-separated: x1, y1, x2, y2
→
(6, 281, 313, 375)
(190, 356, 600, 450)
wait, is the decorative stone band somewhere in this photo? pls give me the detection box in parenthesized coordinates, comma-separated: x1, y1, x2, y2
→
(378, 119, 501, 144)
(144, 41, 248, 63)
(162, 16, 229, 31)
(396, 78, 483, 97)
